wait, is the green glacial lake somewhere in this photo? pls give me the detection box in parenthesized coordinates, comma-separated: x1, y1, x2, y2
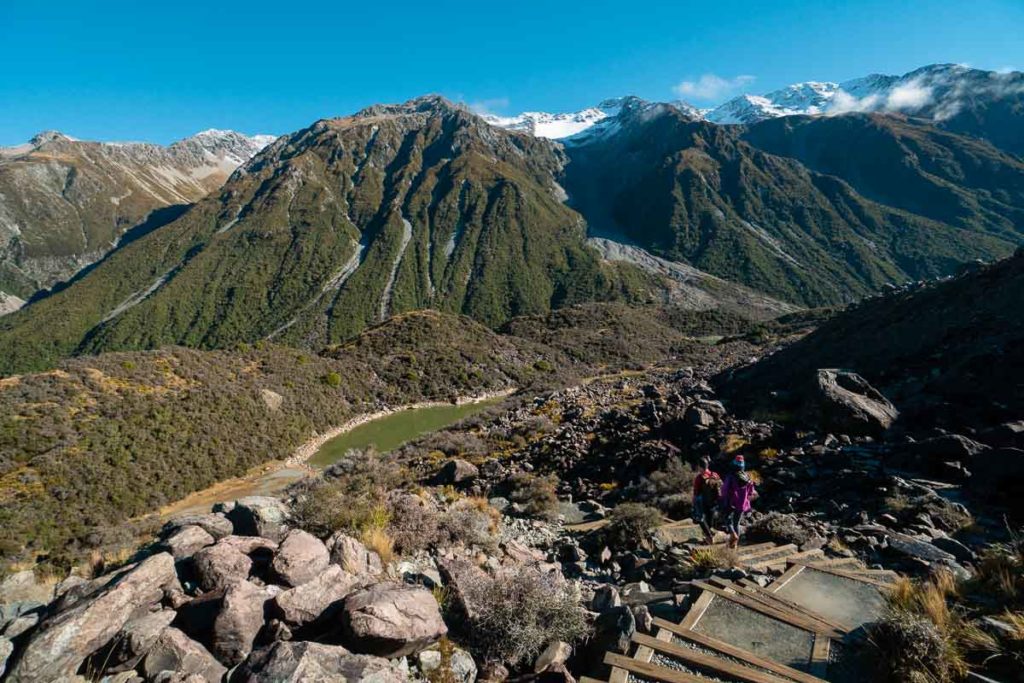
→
(308, 397, 503, 468)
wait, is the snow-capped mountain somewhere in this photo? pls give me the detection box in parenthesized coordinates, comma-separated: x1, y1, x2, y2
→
(707, 64, 1023, 124)
(484, 97, 702, 140)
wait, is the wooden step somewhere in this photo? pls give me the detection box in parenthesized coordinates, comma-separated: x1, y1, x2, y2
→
(701, 579, 849, 634)
(689, 582, 846, 639)
(734, 542, 782, 559)
(651, 618, 829, 683)
(604, 652, 707, 683)
(632, 632, 793, 683)
(750, 548, 824, 571)
(737, 543, 798, 564)
(789, 561, 895, 589)
(805, 557, 864, 570)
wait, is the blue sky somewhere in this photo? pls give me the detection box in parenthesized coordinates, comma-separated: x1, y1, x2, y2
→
(1, 0, 1022, 145)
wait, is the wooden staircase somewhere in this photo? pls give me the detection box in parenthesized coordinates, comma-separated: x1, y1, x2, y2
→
(576, 518, 899, 682)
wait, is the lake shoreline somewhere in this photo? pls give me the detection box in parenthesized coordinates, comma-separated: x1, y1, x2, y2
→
(284, 386, 517, 468)
(159, 386, 516, 518)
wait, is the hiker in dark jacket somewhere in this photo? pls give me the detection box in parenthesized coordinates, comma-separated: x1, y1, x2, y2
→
(691, 456, 722, 545)
(720, 455, 757, 549)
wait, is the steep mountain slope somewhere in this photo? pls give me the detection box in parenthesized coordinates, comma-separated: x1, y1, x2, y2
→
(562, 104, 1018, 307)
(721, 249, 1024, 432)
(0, 130, 273, 303)
(741, 113, 1024, 242)
(0, 97, 676, 375)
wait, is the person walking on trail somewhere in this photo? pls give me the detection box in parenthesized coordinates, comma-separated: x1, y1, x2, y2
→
(720, 455, 757, 549)
(691, 456, 721, 545)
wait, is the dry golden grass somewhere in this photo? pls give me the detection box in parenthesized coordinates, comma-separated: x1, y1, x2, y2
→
(360, 526, 394, 565)
(688, 545, 738, 572)
(722, 434, 750, 454)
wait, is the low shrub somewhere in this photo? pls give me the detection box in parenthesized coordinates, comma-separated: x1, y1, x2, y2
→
(605, 503, 662, 549)
(508, 472, 560, 520)
(387, 492, 441, 554)
(459, 566, 588, 666)
(441, 498, 500, 550)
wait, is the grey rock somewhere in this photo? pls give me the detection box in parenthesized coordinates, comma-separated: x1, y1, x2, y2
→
(271, 564, 363, 627)
(162, 525, 216, 560)
(341, 583, 447, 657)
(271, 530, 330, 587)
(591, 584, 621, 611)
(194, 543, 252, 591)
(0, 636, 12, 678)
(234, 641, 406, 682)
(806, 369, 898, 436)
(162, 514, 234, 541)
(438, 458, 480, 485)
(216, 535, 278, 556)
(326, 532, 382, 576)
(141, 627, 227, 683)
(227, 496, 289, 542)
(534, 640, 572, 673)
(0, 570, 54, 605)
(212, 580, 271, 666)
(103, 609, 177, 673)
(591, 606, 635, 654)
(6, 553, 176, 682)
(886, 531, 957, 564)
(436, 558, 489, 621)
(419, 646, 477, 683)
(909, 434, 989, 461)
(931, 537, 976, 564)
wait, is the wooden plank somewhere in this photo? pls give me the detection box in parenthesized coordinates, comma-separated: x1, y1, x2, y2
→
(690, 582, 845, 639)
(604, 652, 706, 683)
(791, 561, 894, 590)
(608, 666, 629, 683)
(767, 564, 805, 593)
(732, 542, 780, 558)
(805, 557, 863, 570)
(580, 677, 607, 683)
(632, 632, 792, 683)
(651, 618, 829, 683)
(679, 590, 714, 630)
(809, 634, 830, 678)
(738, 543, 798, 562)
(635, 626, 676, 664)
(566, 518, 610, 533)
(735, 580, 852, 633)
(750, 549, 824, 572)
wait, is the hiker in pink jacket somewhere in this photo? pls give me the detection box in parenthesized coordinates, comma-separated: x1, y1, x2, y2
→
(720, 455, 757, 549)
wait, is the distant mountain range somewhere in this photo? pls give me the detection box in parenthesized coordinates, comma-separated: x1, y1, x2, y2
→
(0, 63, 1021, 376)
(486, 64, 1024, 154)
(0, 129, 274, 306)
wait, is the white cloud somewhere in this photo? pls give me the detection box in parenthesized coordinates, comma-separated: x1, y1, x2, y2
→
(885, 80, 933, 111)
(673, 74, 756, 101)
(467, 97, 510, 118)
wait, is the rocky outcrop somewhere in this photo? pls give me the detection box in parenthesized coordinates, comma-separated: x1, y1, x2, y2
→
(342, 583, 448, 657)
(140, 626, 227, 682)
(162, 525, 216, 560)
(234, 641, 407, 682)
(271, 530, 330, 587)
(163, 514, 234, 541)
(193, 543, 253, 591)
(804, 369, 898, 436)
(6, 552, 177, 682)
(327, 533, 383, 576)
(271, 565, 363, 627)
(100, 609, 177, 673)
(212, 580, 272, 666)
(227, 497, 289, 542)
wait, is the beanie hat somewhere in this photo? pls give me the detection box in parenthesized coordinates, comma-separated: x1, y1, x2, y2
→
(733, 455, 745, 470)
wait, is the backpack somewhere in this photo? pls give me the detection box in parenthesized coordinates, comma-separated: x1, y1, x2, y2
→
(700, 471, 722, 506)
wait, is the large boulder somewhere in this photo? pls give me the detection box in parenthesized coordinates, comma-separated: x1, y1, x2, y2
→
(326, 532, 383, 576)
(212, 580, 272, 666)
(271, 564, 364, 627)
(98, 609, 177, 673)
(162, 525, 216, 560)
(437, 459, 480, 485)
(271, 530, 330, 587)
(162, 513, 234, 541)
(0, 637, 12, 678)
(6, 553, 177, 682)
(0, 570, 54, 606)
(341, 583, 447, 657)
(436, 558, 489, 621)
(234, 641, 406, 682)
(193, 543, 253, 592)
(227, 497, 289, 542)
(804, 369, 898, 436)
(141, 627, 227, 682)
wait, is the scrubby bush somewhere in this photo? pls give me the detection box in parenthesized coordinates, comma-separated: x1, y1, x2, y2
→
(746, 512, 815, 546)
(604, 503, 661, 549)
(508, 472, 560, 520)
(687, 545, 737, 573)
(440, 498, 500, 550)
(388, 492, 441, 554)
(459, 566, 588, 666)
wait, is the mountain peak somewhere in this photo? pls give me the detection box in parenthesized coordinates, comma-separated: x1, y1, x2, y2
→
(355, 94, 467, 119)
(29, 130, 76, 146)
